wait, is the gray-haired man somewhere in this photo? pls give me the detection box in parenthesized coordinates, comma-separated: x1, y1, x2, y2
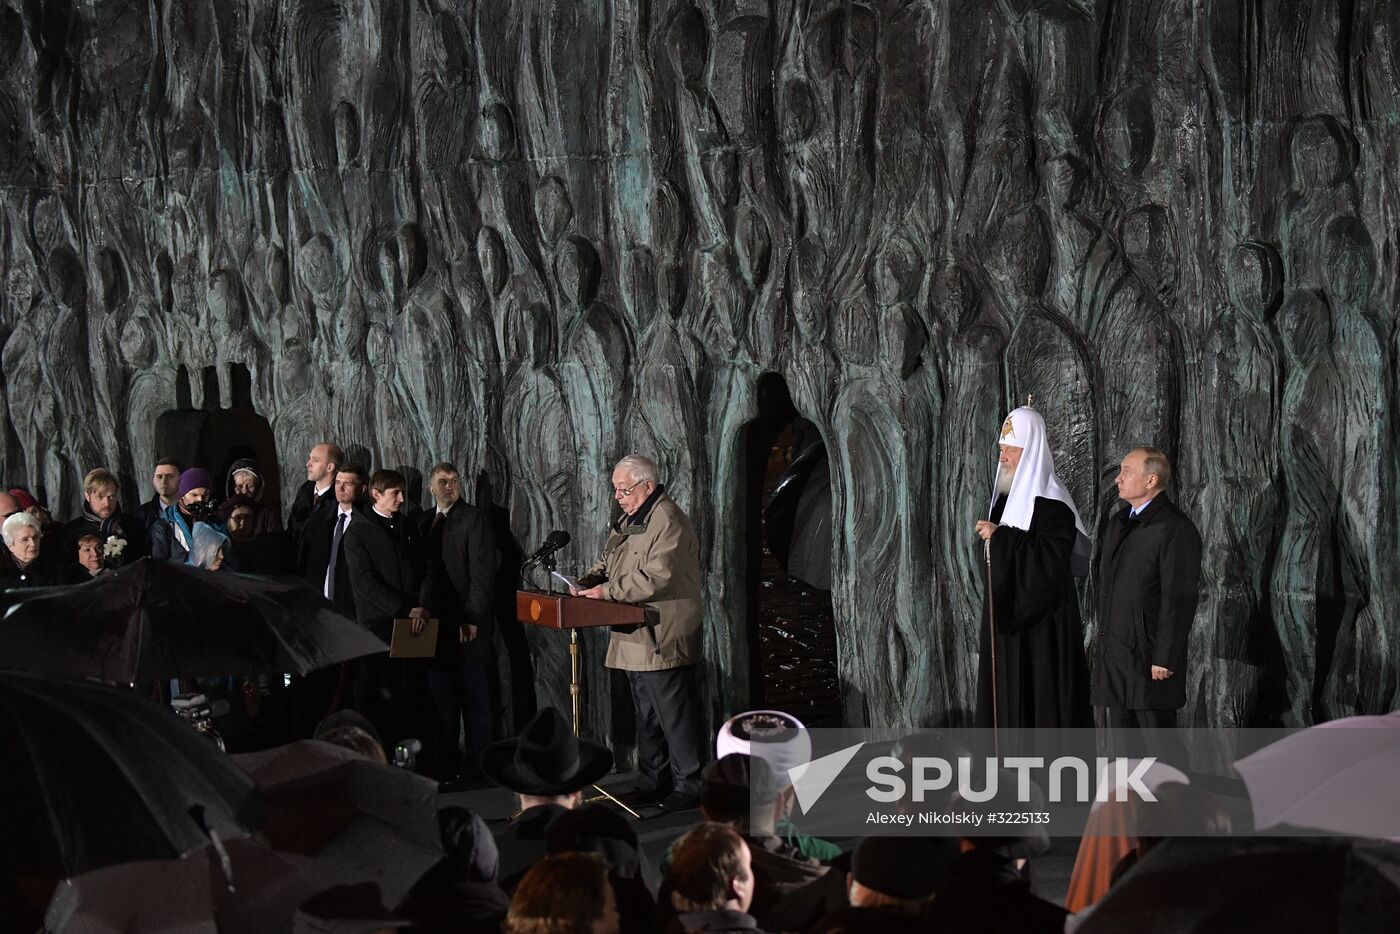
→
(576, 454, 707, 810)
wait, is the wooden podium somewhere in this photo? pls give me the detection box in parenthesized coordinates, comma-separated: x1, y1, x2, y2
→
(515, 590, 651, 817)
(515, 590, 648, 632)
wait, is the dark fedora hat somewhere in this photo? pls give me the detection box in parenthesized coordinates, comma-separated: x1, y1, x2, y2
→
(482, 707, 614, 796)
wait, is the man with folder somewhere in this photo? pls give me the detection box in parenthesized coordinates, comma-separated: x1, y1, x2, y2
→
(343, 468, 432, 752)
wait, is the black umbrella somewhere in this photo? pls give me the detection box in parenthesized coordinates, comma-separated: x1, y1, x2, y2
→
(0, 671, 265, 885)
(42, 739, 439, 934)
(232, 740, 443, 912)
(1078, 835, 1400, 934)
(0, 557, 387, 681)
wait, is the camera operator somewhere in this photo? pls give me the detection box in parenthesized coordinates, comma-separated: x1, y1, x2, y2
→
(150, 468, 223, 563)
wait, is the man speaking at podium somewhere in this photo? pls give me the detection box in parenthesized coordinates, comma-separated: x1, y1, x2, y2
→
(574, 454, 707, 811)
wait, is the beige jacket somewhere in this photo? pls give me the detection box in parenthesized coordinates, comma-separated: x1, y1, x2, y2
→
(584, 493, 703, 671)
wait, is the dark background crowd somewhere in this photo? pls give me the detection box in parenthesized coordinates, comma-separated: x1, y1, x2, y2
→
(0, 435, 1096, 933)
(0, 442, 498, 781)
(3, 445, 1391, 934)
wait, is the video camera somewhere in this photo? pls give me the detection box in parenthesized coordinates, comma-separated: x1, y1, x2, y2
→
(171, 692, 228, 752)
(186, 498, 223, 523)
(394, 738, 422, 771)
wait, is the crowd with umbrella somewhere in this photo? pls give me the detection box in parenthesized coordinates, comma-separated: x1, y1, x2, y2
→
(1063, 713, 1400, 932)
(7, 548, 1400, 932)
(0, 558, 439, 931)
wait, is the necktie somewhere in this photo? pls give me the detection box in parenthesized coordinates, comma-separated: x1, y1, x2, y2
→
(325, 512, 348, 600)
(432, 510, 446, 531)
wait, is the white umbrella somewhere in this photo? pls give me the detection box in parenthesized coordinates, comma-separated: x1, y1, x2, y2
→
(43, 838, 305, 934)
(45, 855, 214, 934)
(1234, 711, 1400, 838)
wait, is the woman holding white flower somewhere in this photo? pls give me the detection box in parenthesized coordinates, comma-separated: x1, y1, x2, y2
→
(75, 533, 105, 578)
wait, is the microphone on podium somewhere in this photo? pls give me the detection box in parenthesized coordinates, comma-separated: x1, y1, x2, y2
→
(526, 529, 570, 562)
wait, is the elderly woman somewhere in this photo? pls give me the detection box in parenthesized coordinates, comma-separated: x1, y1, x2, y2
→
(2, 511, 48, 587)
(224, 458, 282, 534)
(189, 523, 230, 571)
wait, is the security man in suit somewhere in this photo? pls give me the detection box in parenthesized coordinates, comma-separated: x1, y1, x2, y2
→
(418, 461, 498, 775)
(289, 442, 344, 541)
(291, 464, 368, 733)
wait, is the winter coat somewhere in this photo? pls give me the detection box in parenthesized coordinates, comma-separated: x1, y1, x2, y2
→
(1091, 494, 1203, 710)
(583, 489, 702, 672)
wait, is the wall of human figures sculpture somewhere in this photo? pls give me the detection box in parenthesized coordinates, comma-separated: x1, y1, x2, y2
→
(1, 1, 1396, 746)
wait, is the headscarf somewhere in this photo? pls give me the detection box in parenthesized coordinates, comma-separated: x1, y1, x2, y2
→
(989, 406, 1092, 574)
(225, 458, 265, 502)
(7, 488, 37, 510)
(189, 523, 229, 569)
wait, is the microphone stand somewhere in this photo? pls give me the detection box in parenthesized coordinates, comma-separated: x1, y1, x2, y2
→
(521, 536, 569, 592)
(519, 550, 558, 592)
(513, 545, 641, 820)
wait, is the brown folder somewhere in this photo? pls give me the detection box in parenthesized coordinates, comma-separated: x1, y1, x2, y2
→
(389, 618, 439, 658)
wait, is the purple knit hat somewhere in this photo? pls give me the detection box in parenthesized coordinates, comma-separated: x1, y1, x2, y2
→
(177, 468, 213, 498)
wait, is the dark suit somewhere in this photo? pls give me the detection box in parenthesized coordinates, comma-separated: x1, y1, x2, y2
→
(343, 509, 428, 635)
(299, 505, 360, 617)
(288, 480, 334, 542)
(1092, 493, 1202, 765)
(291, 504, 361, 732)
(418, 501, 498, 764)
(132, 496, 168, 533)
(343, 508, 429, 747)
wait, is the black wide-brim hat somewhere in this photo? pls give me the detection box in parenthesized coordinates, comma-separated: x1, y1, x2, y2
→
(482, 707, 614, 796)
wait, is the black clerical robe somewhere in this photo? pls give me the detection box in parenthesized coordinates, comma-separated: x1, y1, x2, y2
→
(975, 494, 1092, 729)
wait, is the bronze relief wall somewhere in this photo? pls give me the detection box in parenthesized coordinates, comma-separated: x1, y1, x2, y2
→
(0, 1, 1395, 743)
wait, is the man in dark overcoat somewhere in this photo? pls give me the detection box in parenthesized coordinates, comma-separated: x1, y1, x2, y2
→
(418, 461, 498, 775)
(343, 468, 430, 748)
(1091, 446, 1203, 768)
